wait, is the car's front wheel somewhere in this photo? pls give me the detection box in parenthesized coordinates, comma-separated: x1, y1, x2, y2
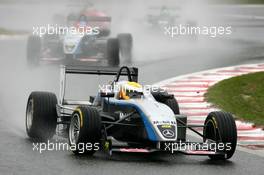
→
(69, 106, 102, 155)
(203, 111, 237, 160)
(25, 91, 58, 141)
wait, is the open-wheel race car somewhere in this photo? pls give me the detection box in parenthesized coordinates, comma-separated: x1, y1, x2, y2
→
(146, 5, 197, 30)
(27, 9, 132, 67)
(25, 66, 237, 160)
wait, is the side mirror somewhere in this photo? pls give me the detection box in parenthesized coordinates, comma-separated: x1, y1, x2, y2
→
(100, 92, 115, 98)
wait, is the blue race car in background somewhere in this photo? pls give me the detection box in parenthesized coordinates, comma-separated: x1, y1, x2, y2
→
(27, 10, 133, 67)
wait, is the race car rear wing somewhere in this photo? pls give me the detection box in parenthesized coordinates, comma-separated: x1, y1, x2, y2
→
(59, 65, 138, 105)
(86, 16, 111, 22)
(65, 66, 137, 77)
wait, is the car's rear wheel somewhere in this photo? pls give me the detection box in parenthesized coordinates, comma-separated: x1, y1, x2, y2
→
(69, 106, 102, 155)
(163, 97, 180, 114)
(27, 35, 41, 66)
(117, 33, 133, 64)
(106, 38, 120, 67)
(203, 111, 237, 160)
(26, 92, 58, 141)
(151, 88, 180, 114)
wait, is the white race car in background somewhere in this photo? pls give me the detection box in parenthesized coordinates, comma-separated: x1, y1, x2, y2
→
(27, 9, 133, 67)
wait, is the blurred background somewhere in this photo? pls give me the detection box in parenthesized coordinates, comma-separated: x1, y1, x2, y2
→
(0, 0, 264, 174)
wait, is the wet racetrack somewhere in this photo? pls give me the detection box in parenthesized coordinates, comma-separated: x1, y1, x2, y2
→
(0, 1, 264, 174)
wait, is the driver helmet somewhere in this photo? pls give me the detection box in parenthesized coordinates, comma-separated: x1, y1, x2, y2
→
(119, 81, 143, 100)
(160, 6, 169, 16)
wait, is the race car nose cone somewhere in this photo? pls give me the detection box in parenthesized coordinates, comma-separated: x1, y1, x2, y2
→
(162, 129, 175, 138)
(157, 125, 176, 139)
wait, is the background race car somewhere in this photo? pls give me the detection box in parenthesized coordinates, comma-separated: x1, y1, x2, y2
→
(146, 5, 197, 37)
(27, 8, 133, 67)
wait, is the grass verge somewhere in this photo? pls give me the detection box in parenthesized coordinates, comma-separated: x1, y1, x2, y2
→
(0, 28, 16, 35)
(212, 0, 264, 4)
(205, 72, 264, 126)
(0, 28, 27, 35)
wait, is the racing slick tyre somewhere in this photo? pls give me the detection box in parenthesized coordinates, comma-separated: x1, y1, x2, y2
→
(107, 38, 120, 67)
(27, 35, 41, 66)
(163, 97, 180, 115)
(25, 92, 58, 141)
(117, 33, 133, 64)
(203, 111, 237, 160)
(151, 88, 180, 114)
(69, 106, 102, 155)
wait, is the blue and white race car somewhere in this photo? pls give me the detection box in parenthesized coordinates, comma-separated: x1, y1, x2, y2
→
(27, 12, 132, 67)
(25, 66, 237, 160)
